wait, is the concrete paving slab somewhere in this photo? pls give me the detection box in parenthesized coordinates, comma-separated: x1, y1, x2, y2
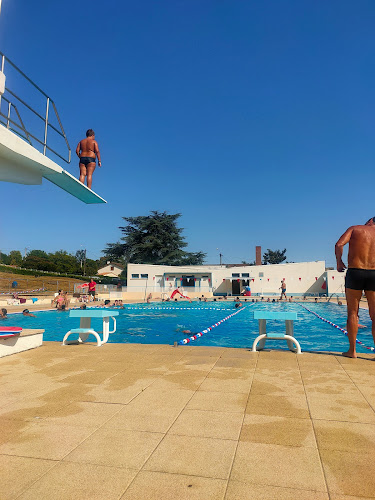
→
(121, 470, 227, 500)
(143, 434, 237, 479)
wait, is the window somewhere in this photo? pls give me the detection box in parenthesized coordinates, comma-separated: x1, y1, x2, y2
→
(141, 274, 148, 279)
(131, 274, 139, 279)
(232, 273, 240, 278)
(242, 273, 249, 278)
(259, 272, 264, 277)
(202, 275, 209, 278)
(110, 266, 114, 271)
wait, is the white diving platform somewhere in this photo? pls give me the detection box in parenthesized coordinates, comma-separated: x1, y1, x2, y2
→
(0, 125, 106, 204)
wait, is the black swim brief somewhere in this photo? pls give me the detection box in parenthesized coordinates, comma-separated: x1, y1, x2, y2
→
(79, 157, 96, 166)
(345, 268, 375, 291)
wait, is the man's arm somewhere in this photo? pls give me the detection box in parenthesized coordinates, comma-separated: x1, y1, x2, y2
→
(94, 141, 101, 166)
(335, 226, 353, 272)
(76, 141, 81, 158)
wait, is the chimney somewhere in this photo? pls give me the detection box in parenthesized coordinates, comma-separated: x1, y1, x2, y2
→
(255, 246, 262, 266)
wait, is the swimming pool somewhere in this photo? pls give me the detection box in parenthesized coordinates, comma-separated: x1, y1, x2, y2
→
(2, 302, 373, 353)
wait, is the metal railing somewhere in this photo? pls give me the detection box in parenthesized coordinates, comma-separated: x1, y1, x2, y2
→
(0, 51, 71, 163)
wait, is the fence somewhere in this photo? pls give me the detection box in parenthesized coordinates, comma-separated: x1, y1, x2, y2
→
(0, 51, 71, 164)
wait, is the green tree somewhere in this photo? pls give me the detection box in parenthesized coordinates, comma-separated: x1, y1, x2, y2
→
(263, 248, 287, 265)
(85, 258, 99, 276)
(0, 252, 10, 265)
(104, 211, 206, 266)
(9, 250, 22, 266)
(50, 250, 80, 274)
(28, 250, 49, 259)
(23, 255, 57, 272)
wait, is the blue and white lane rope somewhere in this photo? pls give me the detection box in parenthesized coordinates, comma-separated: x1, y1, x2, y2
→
(122, 307, 236, 311)
(177, 304, 252, 345)
(298, 303, 375, 352)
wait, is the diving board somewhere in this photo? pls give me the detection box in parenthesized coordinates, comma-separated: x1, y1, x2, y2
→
(0, 125, 106, 204)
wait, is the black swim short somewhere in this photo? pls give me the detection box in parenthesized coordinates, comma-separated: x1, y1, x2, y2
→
(345, 268, 375, 291)
(80, 157, 96, 166)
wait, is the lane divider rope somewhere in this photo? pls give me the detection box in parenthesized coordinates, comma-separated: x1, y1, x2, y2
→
(298, 303, 374, 352)
(177, 304, 253, 345)
(122, 306, 237, 311)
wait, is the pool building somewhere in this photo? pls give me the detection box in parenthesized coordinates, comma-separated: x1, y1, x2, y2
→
(125, 260, 345, 300)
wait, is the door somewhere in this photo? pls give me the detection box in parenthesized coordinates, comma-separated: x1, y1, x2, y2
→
(154, 275, 163, 291)
(232, 280, 240, 295)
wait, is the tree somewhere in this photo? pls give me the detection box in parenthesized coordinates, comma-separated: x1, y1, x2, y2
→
(0, 252, 10, 265)
(104, 211, 206, 266)
(23, 255, 57, 272)
(241, 260, 255, 266)
(263, 248, 287, 265)
(9, 250, 22, 266)
(28, 250, 49, 259)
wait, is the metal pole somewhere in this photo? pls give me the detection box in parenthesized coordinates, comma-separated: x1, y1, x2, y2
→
(43, 97, 50, 155)
(0, 54, 4, 109)
(6, 101, 11, 128)
(83, 249, 86, 276)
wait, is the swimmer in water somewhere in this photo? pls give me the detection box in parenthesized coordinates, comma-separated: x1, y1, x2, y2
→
(23, 309, 36, 317)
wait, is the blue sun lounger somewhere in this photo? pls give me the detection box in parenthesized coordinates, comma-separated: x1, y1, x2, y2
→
(252, 311, 301, 353)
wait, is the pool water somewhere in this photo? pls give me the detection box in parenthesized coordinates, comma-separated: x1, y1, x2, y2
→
(2, 302, 373, 353)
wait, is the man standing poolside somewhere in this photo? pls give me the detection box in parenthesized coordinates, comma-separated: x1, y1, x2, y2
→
(88, 278, 96, 301)
(280, 279, 287, 300)
(76, 129, 101, 189)
(335, 217, 375, 358)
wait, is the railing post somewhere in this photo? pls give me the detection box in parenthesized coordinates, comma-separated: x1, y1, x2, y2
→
(0, 54, 4, 109)
(43, 97, 50, 156)
(6, 101, 11, 128)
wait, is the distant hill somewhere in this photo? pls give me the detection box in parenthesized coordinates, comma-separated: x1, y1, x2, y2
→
(0, 271, 87, 295)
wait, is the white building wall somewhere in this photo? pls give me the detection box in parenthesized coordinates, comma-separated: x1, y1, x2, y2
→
(326, 269, 346, 297)
(127, 261, 327, 297)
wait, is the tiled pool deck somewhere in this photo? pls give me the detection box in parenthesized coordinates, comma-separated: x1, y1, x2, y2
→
(0, 342, 375, 499)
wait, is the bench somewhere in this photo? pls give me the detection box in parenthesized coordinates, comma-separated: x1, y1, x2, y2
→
(62, 309, 119, 347)
(252, 311, 301, 354)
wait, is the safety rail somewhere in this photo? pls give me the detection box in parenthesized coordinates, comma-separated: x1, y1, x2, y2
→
(0, 51, 71, 164)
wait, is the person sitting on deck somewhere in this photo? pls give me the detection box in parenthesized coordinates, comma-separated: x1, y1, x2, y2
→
(76, 129, 101, 190)
(52, 291, 65, 309)
(63, 292, 71, 309)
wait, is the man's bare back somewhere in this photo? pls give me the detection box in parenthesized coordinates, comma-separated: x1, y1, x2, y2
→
(78, 137, 97, 159)
(76, 129, 101, 190)
(336, 222, 375, 271)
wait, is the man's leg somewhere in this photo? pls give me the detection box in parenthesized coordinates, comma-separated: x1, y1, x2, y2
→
(364, 290, 375, 348)
(79, 164, 86, 184)
(344, 288, 362, 358)
(86, 163, 96, 189)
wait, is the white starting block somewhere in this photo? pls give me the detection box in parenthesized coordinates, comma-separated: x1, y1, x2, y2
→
(252, 311, 301, 354)
(62, 309, 119, 347)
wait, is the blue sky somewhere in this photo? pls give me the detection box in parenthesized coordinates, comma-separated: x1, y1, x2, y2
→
(0, 0, 374, 266)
